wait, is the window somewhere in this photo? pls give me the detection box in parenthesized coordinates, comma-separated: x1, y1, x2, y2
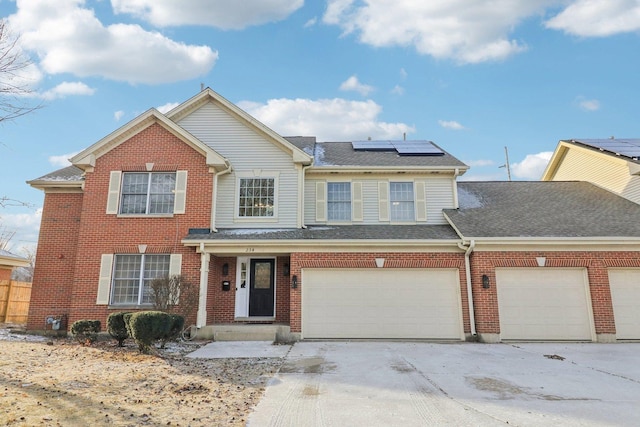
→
(390, 182, 415, 221)
(120, 172, 176, 214)
(239, 178, 274, 217)
(111, 254, 170, 305)
(327, 182, 351, 221)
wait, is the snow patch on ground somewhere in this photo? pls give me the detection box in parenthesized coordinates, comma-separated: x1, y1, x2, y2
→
(0, 326, 48, 342)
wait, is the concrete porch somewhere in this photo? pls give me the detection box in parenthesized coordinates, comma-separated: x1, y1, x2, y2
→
(191, 323, 294, 343)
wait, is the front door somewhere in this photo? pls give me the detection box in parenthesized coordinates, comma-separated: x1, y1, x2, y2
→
(249, 259, 275, 317)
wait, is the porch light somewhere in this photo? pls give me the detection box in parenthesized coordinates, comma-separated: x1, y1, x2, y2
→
(222, 263, 229, 276)
(482, 274, 490, 289)
(292, 275, 298, 289)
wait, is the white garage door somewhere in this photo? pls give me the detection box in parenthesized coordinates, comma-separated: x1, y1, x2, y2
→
(302, 268, 464, 340)
(608, 269, 640, 340)
(496, 268, 595, 341)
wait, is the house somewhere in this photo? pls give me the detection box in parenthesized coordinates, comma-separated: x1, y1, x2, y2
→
(27, 89, 640, 342)
(542, 138, 640, 204)
(0, 249, 29, 282)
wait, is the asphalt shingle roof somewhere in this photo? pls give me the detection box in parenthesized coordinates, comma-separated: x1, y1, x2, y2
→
(445, 181, 640, 238)
(30, 166, 84, 182)
(185, 225, 459, 242)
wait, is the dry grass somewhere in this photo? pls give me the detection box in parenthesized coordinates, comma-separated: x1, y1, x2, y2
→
(0, 330, 282, 426)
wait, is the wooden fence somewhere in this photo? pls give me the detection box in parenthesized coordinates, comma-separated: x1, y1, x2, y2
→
(0, 280, 32, 324)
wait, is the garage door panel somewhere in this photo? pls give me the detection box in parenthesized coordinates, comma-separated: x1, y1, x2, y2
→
(609, 269, 640, 339)
(302, 269, 463, 340)
(496, 268, 594, 341)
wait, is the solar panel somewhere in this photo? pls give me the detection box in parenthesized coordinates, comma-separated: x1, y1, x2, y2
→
(577, 139, 640, 159)
(352, 140, 395, 151)
(393, 141, 444, 156)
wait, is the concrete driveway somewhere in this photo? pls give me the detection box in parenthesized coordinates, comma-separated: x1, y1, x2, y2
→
(247, 341, 640, 426)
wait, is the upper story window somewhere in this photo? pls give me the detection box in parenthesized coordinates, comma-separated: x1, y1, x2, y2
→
(121, 172, 176, 214)
(390, 182, 415, 221)
(327, 182, 351, 221)
(110, 254, 169, 305)
(239, 178, 274, 217)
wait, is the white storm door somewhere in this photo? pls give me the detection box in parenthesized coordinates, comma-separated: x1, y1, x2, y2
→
(234, 257, 249, 318)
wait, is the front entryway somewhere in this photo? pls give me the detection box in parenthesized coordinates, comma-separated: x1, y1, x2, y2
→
(234, 257, 276, 318)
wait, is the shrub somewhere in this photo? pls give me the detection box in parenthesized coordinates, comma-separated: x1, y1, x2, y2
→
(159, 314, 185, 349)
(150, 275, 198, 322)
(127, 311, 173, 354)
(107, 312, 131, 347)
(70, 320, 101, 345)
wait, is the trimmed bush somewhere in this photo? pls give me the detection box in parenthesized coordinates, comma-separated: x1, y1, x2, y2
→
(127, 311, 173, 354)
(107, 312, 131, 347)
(160, 314, 185, 349)
(70, 320, 101, 344)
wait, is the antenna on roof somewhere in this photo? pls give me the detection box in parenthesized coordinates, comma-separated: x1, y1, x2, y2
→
(200, 83, 205, 91)
(403, 132, 406, 141)
(498, 146, 512, 181)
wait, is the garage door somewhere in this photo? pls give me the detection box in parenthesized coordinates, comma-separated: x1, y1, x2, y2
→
(302, 268, 463, 340)
(496, 268, 595, 341)
(608, 269, 640, 340)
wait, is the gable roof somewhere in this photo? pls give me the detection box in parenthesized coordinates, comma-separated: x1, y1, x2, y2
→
(542, 138, 640, 180)
(27, 165, 85, 190)
(167, 88, 313, 165)
(69, 108, 230, 172)
(0, 249, 29, 268)
(444, 181, 640, 240)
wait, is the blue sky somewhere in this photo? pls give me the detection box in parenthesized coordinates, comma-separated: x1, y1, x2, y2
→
(1, 0, 639, 253)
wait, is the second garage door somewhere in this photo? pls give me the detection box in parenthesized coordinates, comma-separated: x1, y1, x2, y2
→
(302, 268, 464, 340)
(496, 268, 595, 341)
(608, 269, 640, 340)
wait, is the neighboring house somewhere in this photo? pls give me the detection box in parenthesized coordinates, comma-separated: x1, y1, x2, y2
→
(26, 89, 640, 342)
(542, 138, 640, 204)
(0, 249, 29, 282)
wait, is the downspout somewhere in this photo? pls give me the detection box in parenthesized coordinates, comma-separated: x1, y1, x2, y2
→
(299, 164, 311, 228)
(457, 239, 477, 337)
(210, 163, 232, 232)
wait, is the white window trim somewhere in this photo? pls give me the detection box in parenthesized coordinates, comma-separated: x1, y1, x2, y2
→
(234, 172, 280, 222)
(110, 170, 188, 217)
(388, 180, 417, 224)
(326, 181, 353, 224)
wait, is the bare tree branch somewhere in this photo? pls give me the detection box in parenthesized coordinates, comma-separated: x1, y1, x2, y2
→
(0, 19, 41, 123)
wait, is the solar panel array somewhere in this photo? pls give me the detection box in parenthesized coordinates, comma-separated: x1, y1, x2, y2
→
(575, 139, 640, 160)
(352, 140, 444, 156)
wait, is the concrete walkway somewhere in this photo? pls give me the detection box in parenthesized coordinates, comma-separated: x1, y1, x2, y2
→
(247, 341, 640, 426)
(187, 341, 292, 359)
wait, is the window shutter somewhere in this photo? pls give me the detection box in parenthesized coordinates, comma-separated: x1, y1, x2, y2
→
(352, 182, 363, 222)
(315, 182, 326, 222)
(169, 254, 182, 277)
(378, 181, 389, 221)
(415, 181, 427, 222)
(106, 171, 122, 214)
(173, 171, 188, 214)
(96, 254, 113, 304)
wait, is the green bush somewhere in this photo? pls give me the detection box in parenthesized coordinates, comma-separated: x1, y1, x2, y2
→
(160, 314, 185, 349)
(70, 320, 101, 344)
(127, 311, 173, 354)
(107, 312, 131, 347)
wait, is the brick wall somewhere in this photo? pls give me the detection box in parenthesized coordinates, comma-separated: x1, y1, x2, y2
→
(0, 267, 11, 281)
(30, 122, 213, 330)
(27, 192, 83, 330)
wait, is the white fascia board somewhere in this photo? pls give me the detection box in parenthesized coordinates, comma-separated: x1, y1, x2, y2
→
(307, 166, 468, 175)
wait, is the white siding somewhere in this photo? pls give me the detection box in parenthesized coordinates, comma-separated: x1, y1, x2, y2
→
(178, 101, 300, 227)
(303, 175, 457, 225)
(553, 148, 640, 204)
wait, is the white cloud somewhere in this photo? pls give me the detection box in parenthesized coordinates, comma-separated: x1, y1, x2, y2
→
(304, 17, 318, 28)
(0, 208, 42, 253)
(438, 120, 465, 130)
(323, 0, 557, 63)
(157, 102, 180, 114)
(48, 151, 81, 167)
(546, 0, 640, 36)
(114, 110, 125, 121)
(511, 151, 553, 179)
(400, 68, 408, 79)
(339, 75, 375, 96)
(576, 97, 600, 111)
(238, 98, 415, 141)
(8, 0, 218, 84)
(391, 85, 404, 95)
(40, 81, 95, 100)
(111, 0, 303, 29)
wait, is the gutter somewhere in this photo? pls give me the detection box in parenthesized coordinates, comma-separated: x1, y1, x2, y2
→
(210, 162, 232, 232)
(457, 239, 477, 337)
